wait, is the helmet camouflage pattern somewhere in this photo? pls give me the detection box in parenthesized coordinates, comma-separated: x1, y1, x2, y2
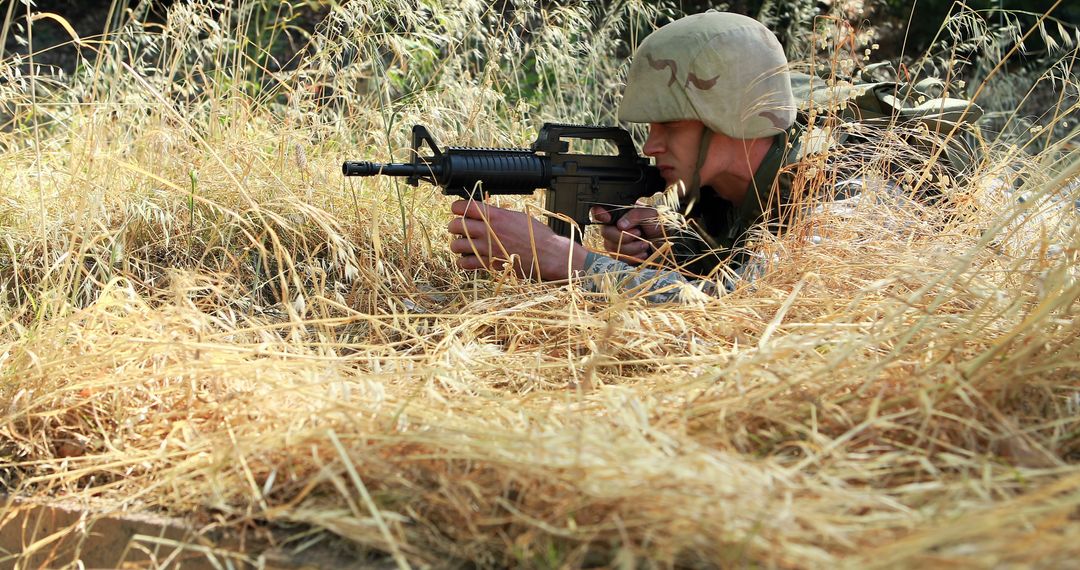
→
(618, 11, 795, 140)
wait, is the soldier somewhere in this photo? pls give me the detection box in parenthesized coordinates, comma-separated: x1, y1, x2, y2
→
(447, 11, 798, 302)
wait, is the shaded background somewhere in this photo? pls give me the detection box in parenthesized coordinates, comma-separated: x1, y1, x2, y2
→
(3, 0, 1076, 148)
(7, 0, 1079, 72)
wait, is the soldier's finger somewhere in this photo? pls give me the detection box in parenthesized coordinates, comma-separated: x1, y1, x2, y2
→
(456, 255, 486, 270)
(616, 207, 657, 230)
(451, 199, 492, 219)
(600, 224, 642, 242)
(447, 217, 491, 239)
(590, 206, 612, 224)
(609, 239, 651, 257)
(447, 217, 462, 235)
(602, 228, 651, 252)
(449, 237, 492, 256)
(457, 254, 508, 271)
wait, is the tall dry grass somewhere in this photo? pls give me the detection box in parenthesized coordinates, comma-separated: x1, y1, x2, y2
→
(0, 0, 1077, 568)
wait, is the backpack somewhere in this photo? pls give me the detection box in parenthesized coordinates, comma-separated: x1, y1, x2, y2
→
(788, 64, 984, 177)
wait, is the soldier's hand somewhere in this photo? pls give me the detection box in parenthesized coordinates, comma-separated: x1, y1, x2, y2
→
(590, 205, 664, 264)
(448, 200, 587, 281)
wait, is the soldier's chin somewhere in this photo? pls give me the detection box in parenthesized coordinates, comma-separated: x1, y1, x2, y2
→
(663, 173, 687, 190)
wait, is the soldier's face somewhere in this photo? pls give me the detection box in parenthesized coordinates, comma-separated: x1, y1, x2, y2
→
(643, 120, 763, 206)
(642, 120, 707, 190)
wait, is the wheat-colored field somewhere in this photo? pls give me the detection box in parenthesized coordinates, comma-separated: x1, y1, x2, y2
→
(0, 1, 1077, 568)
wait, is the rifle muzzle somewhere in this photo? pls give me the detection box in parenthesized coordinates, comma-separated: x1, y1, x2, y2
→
(342, 161, 425, 177)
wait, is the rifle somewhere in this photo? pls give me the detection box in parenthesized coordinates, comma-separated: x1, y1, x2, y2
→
(342, 123, 664, 240)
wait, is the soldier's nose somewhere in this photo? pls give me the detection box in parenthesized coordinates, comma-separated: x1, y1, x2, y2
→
(643, 135, 664, 156)
(642, 122, 667, 156)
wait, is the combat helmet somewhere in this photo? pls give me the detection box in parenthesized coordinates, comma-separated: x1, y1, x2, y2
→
(619, 11, 795, 139)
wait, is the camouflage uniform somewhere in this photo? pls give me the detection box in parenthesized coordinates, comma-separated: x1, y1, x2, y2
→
(577, 12, 983, 303)
(579, 11, 797, 303)
(579, 129, 801, 303)
(669, 124, 802, 275)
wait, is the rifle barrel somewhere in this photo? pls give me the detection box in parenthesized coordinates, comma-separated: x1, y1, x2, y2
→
(342, 161, 432, 177)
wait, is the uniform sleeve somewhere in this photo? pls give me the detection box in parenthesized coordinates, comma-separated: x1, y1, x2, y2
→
(577, 251, 726, 304)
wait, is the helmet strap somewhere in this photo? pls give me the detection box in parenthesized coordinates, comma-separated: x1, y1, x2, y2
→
(683, 128, 714, 214)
